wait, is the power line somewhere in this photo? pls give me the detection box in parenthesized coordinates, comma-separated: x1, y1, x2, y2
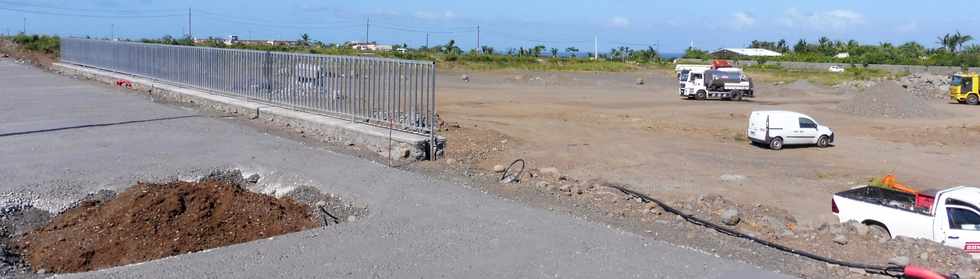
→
(195, 9, 357, 27)
(481, 29, 589, 45)
(0, 7, 183, 18)
(0, 0, 183, 13)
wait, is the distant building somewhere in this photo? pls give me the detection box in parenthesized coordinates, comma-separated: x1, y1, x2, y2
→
(349, 41, 393, 51)
(711, 48, 783, 58)
(834, 52, 850, 59)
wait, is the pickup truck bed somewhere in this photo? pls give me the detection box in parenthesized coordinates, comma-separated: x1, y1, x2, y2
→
(836, 186, 931, 216)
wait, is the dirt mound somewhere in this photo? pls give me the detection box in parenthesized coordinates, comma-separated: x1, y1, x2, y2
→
(18, 180, 318, 273)
(833, 81, 953, 119)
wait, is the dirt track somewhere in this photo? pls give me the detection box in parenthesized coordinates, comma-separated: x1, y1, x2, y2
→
(436, 69, 980, 225)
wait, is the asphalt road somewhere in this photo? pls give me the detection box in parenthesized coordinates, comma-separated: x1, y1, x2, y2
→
(0, 59, 794, 278)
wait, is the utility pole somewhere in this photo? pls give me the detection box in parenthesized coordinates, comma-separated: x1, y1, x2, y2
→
(22, 17, 26, 34)
(187, 8, 192, 39)
(425, 33, 429, 49)
(476, 25, 481, 53)
(110, 24, 114, 40)
(365, 18, 370, 43)
(593, 36, 598, 60)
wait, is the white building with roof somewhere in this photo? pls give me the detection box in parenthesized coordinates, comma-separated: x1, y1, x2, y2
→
(711, 48, 783, 57)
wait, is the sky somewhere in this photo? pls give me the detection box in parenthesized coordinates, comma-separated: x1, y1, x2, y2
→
(0, 0, 970, 54)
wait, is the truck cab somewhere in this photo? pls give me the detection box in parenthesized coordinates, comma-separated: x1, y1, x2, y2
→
(950, 73, 979, 105)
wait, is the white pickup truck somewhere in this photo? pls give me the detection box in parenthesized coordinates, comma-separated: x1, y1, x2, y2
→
(833, 186, 980, 258)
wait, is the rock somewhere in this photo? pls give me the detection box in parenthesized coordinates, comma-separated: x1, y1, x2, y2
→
(37, 269, 46, 274)
(536, 181, 550, 188)
(832, 235, 849, 245)
(919, 252, 929, 261)
(558, 184, 572, 192)
(635, 78, 645, 85)
(461, 74, 470, 82)
(493, 165, 507, 173)
(398, 143, 412, 158)
(720, 208, 741, 226)
(344, 141, 354, 146)
(720, 174, 747, 182)
(346, 215, 357, 222)
(245, 174, 261, 184)
(314, 200, 327, 207)
(853, 224, 870, 236)
(445, 158, 456, 165)
(888, 256, 910, 266)
(539, 167, 561, 178)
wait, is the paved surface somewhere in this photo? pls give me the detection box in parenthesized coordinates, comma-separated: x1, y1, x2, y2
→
(0, 59, 793, 278)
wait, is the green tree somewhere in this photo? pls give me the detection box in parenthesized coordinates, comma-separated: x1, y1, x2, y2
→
(550, 48, 559, 57)
(299, 33, 311, 47)
(565, 47, 579, 57)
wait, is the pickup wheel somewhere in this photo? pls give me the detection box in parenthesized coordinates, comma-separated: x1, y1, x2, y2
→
(696, 90, 707, 100)
(817, 136, 831, 148)
(769, 137, 784, 150)
(866, 223, 891, 240)
(968, 94, 980, 105)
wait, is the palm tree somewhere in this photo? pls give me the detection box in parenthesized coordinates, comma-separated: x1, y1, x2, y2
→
(938, 33, 956, 52)
(550, 48, 559, 57)
(956, 31, 974, 53)
(299, 33, 311, 46)
(565, 47, 579, 57)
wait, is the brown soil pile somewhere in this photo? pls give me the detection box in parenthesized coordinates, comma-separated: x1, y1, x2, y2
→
(18, 180, 318, 273)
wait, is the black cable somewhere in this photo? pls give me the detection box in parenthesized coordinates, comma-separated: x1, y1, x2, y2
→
(500, 159, 526, 183)
(603, 184, 908, 277)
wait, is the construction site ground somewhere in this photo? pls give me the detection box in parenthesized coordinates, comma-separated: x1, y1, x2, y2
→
(436, 69, 980, 226)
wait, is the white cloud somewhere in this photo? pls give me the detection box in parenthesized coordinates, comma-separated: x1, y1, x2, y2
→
(415, 10, 457, 20)
(608, 16, 630, 28)
(780, 8, 865, 30)
(732, 12, 756, 29)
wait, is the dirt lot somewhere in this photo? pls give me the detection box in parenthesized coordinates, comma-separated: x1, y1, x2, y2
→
(436, 69, 979, 226)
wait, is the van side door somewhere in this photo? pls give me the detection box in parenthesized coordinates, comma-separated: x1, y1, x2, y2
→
(786, 117, 819, 144)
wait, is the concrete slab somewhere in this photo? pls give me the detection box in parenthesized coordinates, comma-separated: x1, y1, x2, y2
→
(0, 59, 793, 278)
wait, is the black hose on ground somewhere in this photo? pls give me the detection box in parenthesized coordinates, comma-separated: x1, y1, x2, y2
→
(604, 184, 910, 278)
(500, 159, 526, 184)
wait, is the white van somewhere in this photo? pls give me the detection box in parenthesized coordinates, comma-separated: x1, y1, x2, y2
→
(747, 111, 834, 150)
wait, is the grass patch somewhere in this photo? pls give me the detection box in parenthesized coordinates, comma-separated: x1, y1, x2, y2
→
(744, 65, 899, 86)
(7, 34, 60, 55)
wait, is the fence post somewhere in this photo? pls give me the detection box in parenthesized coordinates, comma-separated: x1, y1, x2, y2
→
(264, 51, 272, 101)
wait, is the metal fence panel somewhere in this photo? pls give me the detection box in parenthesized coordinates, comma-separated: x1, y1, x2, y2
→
(61, 38, 438, 143)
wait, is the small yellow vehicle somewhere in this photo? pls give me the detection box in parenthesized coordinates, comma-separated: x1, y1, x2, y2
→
(950, 73, 980, 105)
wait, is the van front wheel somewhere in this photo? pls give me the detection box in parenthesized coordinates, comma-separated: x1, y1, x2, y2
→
(817, 136, 831, 148)
(769, 137, 784, 150)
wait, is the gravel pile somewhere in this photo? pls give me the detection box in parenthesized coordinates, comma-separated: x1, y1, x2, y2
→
(898, 73, 951, 100)
(834, 81, 952, 119)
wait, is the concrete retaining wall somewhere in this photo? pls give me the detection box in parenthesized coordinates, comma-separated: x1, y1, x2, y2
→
(52, 63, 444, 161)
